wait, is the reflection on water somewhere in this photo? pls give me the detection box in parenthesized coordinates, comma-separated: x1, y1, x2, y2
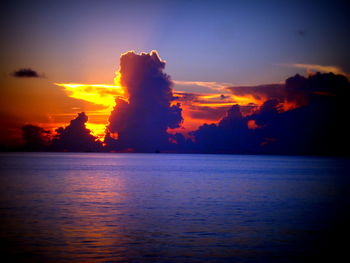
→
(59, 172, 126, 261)
(0, 153, 349, 262)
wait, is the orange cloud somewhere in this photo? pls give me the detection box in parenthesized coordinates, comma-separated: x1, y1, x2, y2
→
(172, 90, 264, 135)
(247, 120, 259, 130)
(288, 63, 350, 79)
(54, 74, 128, 140)
(54, 83, 125, 109)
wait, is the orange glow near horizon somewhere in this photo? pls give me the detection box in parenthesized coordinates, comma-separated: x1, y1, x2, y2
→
(54, 73, 127, 140)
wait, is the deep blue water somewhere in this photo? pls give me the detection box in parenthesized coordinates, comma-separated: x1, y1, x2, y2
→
(0, 153, 349, 262)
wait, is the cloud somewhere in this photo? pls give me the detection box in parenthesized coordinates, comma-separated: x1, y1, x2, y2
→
(226, 71, 347, 113)
(227, 84, 285, 101)
(226, 83, 305, 112)
(170, 91, 235, 134)
(48, 71, 349, 155)
(21, 125, 51, 151)
(51, 112, 102, 152)
(11, 68, 41, 78)
(190, 104, 252, 153)
(8, 54, 349, 156)
(185, 105, 230, 121)
(285, 72, 349, 96)
(188, 72, 350, 155)
(54, 83, 125, 109)
(174, 91, 238, 108)
(106, 50, 183, 152)
(286, 63, 350, 79)
(173, 80, 232, 91)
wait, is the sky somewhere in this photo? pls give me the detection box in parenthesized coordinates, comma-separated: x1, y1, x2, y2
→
(1, 0, 349, 153)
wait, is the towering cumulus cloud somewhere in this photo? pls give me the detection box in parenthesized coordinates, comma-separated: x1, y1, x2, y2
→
(52, 112, 102, 152)
(106, 51, 183, 152)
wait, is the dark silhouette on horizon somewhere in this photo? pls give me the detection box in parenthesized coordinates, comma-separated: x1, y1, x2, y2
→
(21, 125, 51, 151)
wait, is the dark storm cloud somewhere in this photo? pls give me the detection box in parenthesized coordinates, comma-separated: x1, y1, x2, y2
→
(21, 125, 51, 151)
(189, 104, 253, 154)
(227, 73, 348, 109)
(285, 72, 348, 95)
(189, 72, 350, 156)
(106, 51, 183, 152)
(11, 68, 41, 78)
(52, 112, 102, 152)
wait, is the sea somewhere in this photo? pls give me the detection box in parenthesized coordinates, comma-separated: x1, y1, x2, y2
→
(0, 153, 349, 262)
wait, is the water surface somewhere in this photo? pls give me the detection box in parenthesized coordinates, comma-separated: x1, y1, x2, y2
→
(0, 153, 349, 262)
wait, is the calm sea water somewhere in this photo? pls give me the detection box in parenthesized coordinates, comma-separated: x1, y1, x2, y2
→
(0, 153, 349, 262)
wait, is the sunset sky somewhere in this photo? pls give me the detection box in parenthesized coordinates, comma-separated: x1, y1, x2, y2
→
(1, 0, 349, 149)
